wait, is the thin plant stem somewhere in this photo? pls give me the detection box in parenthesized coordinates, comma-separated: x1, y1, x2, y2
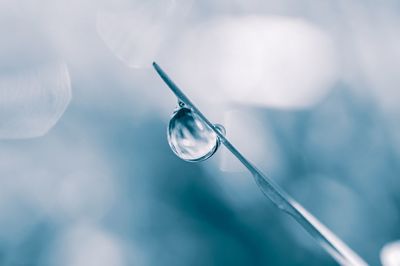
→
(153, 62, 368, 266)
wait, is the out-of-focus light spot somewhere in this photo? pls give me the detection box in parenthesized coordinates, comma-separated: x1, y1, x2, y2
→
(0, 63, 71, 139)
(173, 16, 337, 109)
(48, 223, 126, 266)
(381, 240, 400, 266)
(96, 0, 193, 69)
(340, 5, 400, 114)
(54, 170, 116, 220)
(220, 108, 283, 174)
(0, 132, 117, 230)
(209, 108, 284, 207)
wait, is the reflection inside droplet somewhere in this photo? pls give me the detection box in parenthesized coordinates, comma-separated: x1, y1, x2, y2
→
(167, 107, 220, 162)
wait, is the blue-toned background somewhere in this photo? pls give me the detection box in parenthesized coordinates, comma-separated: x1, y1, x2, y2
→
(0, 0, 400, 265)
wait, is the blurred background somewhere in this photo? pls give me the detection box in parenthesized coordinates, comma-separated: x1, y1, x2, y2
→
(0, 0, 400, 265)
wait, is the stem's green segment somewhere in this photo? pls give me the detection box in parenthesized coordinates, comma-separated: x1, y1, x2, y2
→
(153, 62, 368, 266)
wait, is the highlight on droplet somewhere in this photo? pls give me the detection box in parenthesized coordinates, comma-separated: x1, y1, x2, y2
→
(0, 63, 72, 139)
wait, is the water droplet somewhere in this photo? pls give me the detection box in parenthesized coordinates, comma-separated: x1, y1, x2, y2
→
(168, 108, 220, 162)
(178, 101, 185, 108)
(214, 124, 226, 136)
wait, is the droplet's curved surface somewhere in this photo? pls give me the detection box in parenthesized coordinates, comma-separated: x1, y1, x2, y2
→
(0, 63, 72, 139)
(167, 108, 219, 162)
(214, 123, 226, 136)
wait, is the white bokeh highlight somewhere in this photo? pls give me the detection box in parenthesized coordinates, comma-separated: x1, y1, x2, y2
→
(48, 223, 126, 266)
(173, 16, 338, 109)
(0, 63, 71, 139)
(381, 240, 400, 266)
(97, 0, 192, 69)
(220, 108, 282, 173)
